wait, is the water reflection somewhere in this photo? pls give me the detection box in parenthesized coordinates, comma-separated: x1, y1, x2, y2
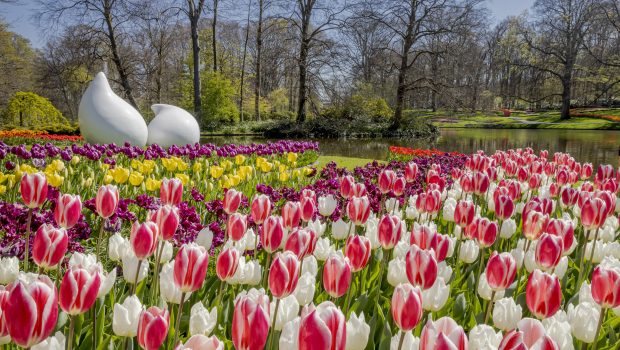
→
(201, 129, 620, 167)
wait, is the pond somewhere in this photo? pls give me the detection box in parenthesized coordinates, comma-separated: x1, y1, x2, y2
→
(202, 128, 620, 167)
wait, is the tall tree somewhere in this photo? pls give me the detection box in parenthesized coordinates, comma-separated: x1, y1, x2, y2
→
(239, 0, 252, 121)
(255, 0, 265, 120)
(183, 0, 207, 119)
(212, 0, 219, 72)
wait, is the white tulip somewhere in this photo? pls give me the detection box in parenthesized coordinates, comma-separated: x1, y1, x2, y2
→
(346, 312, 370, 350)
(393, 241, 410, 259)
(318, 195, 337, 216)
(302, 255, 318, 277)
(196, 227, 214, 250)
(600, 256, 620, 271)
(98, 268, 116, 298)
(542, 310, 574, 350)
(238, 228, 258, 252)
(553, 257, 568, 279)
(307, 218, 326, 236)
(578, 282, 598, 306)
(477, 273, 504, 301)
(31, 331, 65, 350)
(122, 250, 149, 284)
(365, 217, 381, 249)
(332, 219, 351, 240)
(510, 247, 525, 269)
(314, 237, 335, 261)
(390, 331, 419, 350)
(0, 256, 19, 285)
(113, 295, 142, 337)
(270, 295, 299, 331)
(442, 202, 455, 222)
(515, 202, 525, 214)
(454, 225, 463, 239)
(69, 252, 97, 269)
(189, 301, 217, 336)
(108, 233, 128, 262)
(604, 242, 620, 259)
(437, 261, 453, 282)
(387, 257, 409, 287)
(500, 219, 517, 239)
(159, 261, 188, 303)
(227, 256, 246, 285)
(294, 272, 316, 306)
(493, 297, 522, 331)
(159, 241, 173, 263)
(567, 302, 600, 343)
(599, 225, 616, 243)
(524, 249, 537, 273)
(468, 325, 502, 350)
(279, 316, 300, 349)
(422, 277, 449, 311)
(459, 240, 479, 263)
(584, 241, 605, 263)
(405, 206, 419, 220)
(242, 259, 262, 285)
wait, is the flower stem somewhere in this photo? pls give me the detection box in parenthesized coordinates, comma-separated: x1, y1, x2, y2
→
(267, 298, 281, 350)
(592, 307, 605, 350)
(66, 315, 75, 350)
(96, 217, 106, 263)
(151, 241, 164, 303)
(484, 292, 495, 324)
(397, 330, 406, 350)
(130, 259, 143, 295)
(262, 253, 272, 287)
(23, 208, 33, 272)
(173, 292, 186, 347)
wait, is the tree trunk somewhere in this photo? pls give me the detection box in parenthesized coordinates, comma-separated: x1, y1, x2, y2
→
(560, 77, 571, 120)
(103, 2, 138, 109)
(391, 0, 417, 130)
(239, 0, 252, 122)
(190, 16, 202, 119)
(212, 0, 218, 72)
(296, 38, 309, 123)
(254, 0, 264, 121)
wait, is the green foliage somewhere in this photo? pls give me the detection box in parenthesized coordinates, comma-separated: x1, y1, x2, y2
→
(202, 71, 239, 125)
(321, 91, 393, 122)
(2, 91, 71, 130)
(267, 88, 289, 114)
(0, 21, 35, 109)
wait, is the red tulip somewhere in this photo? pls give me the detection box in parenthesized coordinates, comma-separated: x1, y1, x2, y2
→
(261, 216, 285, 253)
(485, 251, 517, 291)
(535, 233, 563, 270)
(6, 276, 58, 348)
(176, 335, 223, 350)
(138, 306, 170, 350)
(522, 210, 549, 241)
(340, 175, 356, 199)
(282, 201, 302, 230)
(581, 181, 595, 193)
(460, 173, 473, 193)
(216, 247, 241, 282)
(378, 169, 396, 194)
(323, 254, 352, 298)
(526, 270, 562, 319)
(432, 234, 450, 262)
(298, 302, 346, 350)
(498, 319, 559, 350)
(476, 218, 498, 248)
(160, 178, 183, 206)
(250, 194, 272, 224)
(0, 287, 8, 340)
(405, 245, 438, 290)
(232, 289, 270, 350)
(269, 251, 300, 298)
(130, 221, 159, 260)
(391, 283, 423, 331)
(173, 243, 210, 292)
(149, 205, 180, 241)
(591, 265, 620, 308)
(345, 235, 371, 272)
(347, 196, 371, 225)
(53, 193, 82, 229)
(495, 194, 514, 220)
(351, 182, 367, 197)
(454, 200, 475, 227)
(473, 171, 490, 195)
(545, 219, 574, 255)
(580, 197, 607, 230)
(226, 213, 247, 241)
(405, 162, 419, 183)
(223, 188, 242, 214)
(393, 176, 406, 196)
(593, 190, 615, 215)
(581, 163, 593, 179)
(549, 183, 560, 198)
(300, 196, 316, 222)
(300, 188, 317, 204)
(20, 172, 48, 208)
(595, 164, 614, 183)
(378, 214, 402, 249)
(59, 266, 101, 315)
(96, 184, 119, 218)
(284, 228, 317, 260)
(420, 316, 467, 350)
(32, 224, 68, 270)
(410, 224, 439, 251)
(415, 189, 442, 214)
(427, 170, 445, 191)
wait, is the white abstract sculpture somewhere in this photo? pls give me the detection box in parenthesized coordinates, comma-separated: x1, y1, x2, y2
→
(147, 104, 200, 148)
(78, 72, 148, 146)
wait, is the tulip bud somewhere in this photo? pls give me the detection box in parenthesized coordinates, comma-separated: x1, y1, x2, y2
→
(20, 172, 48, 208)
(6, 276, 58, 348)
(176, 335, 224, 350)
(497, 318, 558, 350)
(113, 295, 142, 337)
(494, 194, 514, 221)
(405, 162, 419, 183)
(149, 205, 179, 241)
(285, 228, 317, 260)
(282, 201, 302, 230)
(226, 213, 247, 242)
(581, 197, 608, 230)
(160, 178, 183, 206)
(95, 184, 119, 218)
(251, 194, 272, 224)
(298, 301, 346, 350)
(216, 247, 241, 282)
(261, 216, 285, 253)
(345, 235, 371, 272)
(405, 245, 438, 290)
(53, 194, 82, 229)
(269, 251, 300, 298)
(32, 224, 68, 270)
(347, 196, 371, 226)
(0, 257, 18, 285)
(485, 252, 517, 291)
(378, 169, 396, 194)
(493, 297, 522, 331)
(378, 214, 402, 250)
(535, 233, 563, 271)
(420, 316, 467, 350)
(189, 301, 217, 336)
(522, 210, 548, 241)
(454, 200, 475, 227)
(393, 176, 406, 197)
(137, 306, 170, 350)
(475, 218, 498, 248)
(318, 195, 337, 217)
(323, 253, 352, 298)
(223, 188, 242, 214)
(59, 266, 101, 315)
(300, 196, 316, 222)
(130, 221, 159, 260)
(526, 270, 562, 319)
(340, 175, 356, 198)
(591, 265, 620, 309)
(232, 289, 271, 350)
(173, 243, 210, 293)
(391, 283, 423, 331)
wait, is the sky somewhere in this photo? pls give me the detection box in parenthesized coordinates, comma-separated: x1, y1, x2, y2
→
(1, 0, 536, 49)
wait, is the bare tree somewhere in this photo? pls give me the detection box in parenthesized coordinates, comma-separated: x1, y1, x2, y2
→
(239, 0, 252, 121)
(182, 0, 207, 119)
(255, 0, 266, 120)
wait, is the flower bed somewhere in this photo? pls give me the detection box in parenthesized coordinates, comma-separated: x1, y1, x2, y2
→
(0, 144, 619, 350)
(0, 129, 84, 142)
(388, 146, 463, 161)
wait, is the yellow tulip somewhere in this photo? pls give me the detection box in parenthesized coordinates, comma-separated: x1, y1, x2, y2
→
(287, 152, 298, 163)
(101, 163, 110, 171)
(303, 167, 314, 176)
(175, 173, 190, 186)
(221, 160, 233, 170)
(142, 160, 156, 175)
(177, 159, 189, 171)
(206, 181, 214, 192)
(293, 169, 301, 179)
(260, 162, 273, 172)
(222, 178, 232, 189)
(131, 159, 142, 170)
(129, 172, 144, 186)
(112, 167, 130, 184)
(162, 158, 178, 172)
(103, 174, 113, 185)
(145, 177, 161, 192)
(84, 177, 93, 188)
(46, 172, 64, 187)
(192, 162, 203, 173)
(0, 185, 5, 195)
(256, 157, 266, 166)
(279, 164, 287, 173)
(6, 174, 16, 188)
(279, 171, 289, 182)
(0, 173, 6, 185)
(70, 155, 80, 165)
(210, 166, 224, 179)
(231, 175, 241, 186)
(235, 154, 246, 165)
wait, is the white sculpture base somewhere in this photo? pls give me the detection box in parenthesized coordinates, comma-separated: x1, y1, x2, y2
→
(147, 104, 201, 148)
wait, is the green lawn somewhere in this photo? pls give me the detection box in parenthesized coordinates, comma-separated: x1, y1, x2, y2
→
(316, 155, 380, 170)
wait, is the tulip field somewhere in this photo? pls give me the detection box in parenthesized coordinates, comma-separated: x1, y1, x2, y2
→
(0, 140, 619, 350)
